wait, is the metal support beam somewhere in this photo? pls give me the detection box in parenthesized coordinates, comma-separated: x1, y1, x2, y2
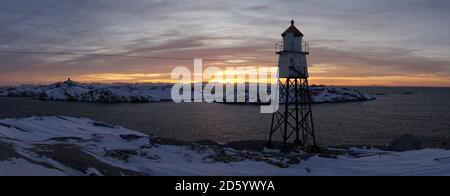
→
(266, 77, 318, 152)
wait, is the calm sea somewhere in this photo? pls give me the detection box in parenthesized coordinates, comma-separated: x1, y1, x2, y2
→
(0, 87, 449, 147)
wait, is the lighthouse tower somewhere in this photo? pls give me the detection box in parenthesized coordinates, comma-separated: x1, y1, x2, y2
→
(267, 20, 318, 152)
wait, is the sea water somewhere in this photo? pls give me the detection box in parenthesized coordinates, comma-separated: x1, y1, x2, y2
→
(0, 87, 449, 146)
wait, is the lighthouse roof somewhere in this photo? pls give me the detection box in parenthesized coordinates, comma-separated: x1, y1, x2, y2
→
(282, 20, 304, 37)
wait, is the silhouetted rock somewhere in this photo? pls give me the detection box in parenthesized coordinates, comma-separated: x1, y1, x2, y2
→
(389, 134, 422, 152)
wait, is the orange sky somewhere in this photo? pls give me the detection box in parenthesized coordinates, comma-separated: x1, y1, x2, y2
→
(64, 66, 450, 87)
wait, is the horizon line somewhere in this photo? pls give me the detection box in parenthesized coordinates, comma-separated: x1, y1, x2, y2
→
(1, 79, 449, 88)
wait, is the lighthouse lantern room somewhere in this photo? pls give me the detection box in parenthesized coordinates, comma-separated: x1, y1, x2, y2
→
(276, 20, 310, 78)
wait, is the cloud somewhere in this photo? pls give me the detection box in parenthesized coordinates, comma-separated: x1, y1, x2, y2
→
(0, 0, 449, 86)
(310, 46, 450, 77)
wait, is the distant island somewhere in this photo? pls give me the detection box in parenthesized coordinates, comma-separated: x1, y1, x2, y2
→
(0, 79, 375, 104)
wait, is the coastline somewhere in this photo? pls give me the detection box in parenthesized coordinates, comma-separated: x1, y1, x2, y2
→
(0, 115, 449, 176)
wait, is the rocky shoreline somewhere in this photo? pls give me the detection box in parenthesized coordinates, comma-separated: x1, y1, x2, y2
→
(0, 116, 449, 176)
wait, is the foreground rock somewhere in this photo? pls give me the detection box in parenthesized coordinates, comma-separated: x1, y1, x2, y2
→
(0, 80, 375, 104)
(389, 134, 423, 152)
(0, 116, 449, 176)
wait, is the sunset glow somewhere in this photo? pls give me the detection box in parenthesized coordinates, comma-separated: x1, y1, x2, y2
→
(64, 66, 450, 87)
(0, 0, 449, 87)
(1, 0, 450, 178)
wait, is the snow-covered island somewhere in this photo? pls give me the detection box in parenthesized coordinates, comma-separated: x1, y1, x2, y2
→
(0, 80, 375, 103)
(0, 116, 449, 176)
(0, 80, 173, 102)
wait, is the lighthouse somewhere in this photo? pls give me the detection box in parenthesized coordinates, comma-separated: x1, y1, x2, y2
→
(277, 20, 309, 78)
(267, 20, 318, 152)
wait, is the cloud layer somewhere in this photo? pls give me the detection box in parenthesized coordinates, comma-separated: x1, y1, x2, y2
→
(0, 0, 449, 86)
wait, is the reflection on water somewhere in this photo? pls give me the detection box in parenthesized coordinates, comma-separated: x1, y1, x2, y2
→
(0, 87, 449, 146)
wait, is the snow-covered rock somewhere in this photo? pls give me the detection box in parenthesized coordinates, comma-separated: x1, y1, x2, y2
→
(389, 134, 423, 152)
(0, 116, 449, 176)
(310, 85, 375, 103)
(0, 80, 375, 103)
(0, 80, 173, 103)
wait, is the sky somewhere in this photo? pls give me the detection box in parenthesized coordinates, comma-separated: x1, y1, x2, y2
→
(0, 0, 449, 86)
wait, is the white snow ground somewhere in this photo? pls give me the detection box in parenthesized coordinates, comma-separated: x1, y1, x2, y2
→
(0, 116, 449, 176)
(0, 80, 374, 103)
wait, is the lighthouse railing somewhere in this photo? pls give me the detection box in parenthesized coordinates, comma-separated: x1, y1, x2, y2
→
(275, 41, 310, 55)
